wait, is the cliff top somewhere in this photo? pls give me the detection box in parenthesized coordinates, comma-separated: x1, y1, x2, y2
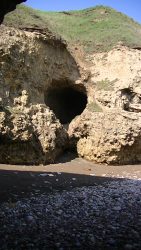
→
(3, 4, 141, 53)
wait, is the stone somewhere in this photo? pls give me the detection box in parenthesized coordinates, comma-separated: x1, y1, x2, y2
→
(68, 45, 141, 165)
(0, 104, 69, 164)
(0, 25, 83, 164)
(69, 110, 141, 165)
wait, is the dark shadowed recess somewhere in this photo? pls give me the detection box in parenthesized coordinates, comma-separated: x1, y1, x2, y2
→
(0, 0, 26, 24)
(0, 169, 125, 202)
(45, 81, 87, 124)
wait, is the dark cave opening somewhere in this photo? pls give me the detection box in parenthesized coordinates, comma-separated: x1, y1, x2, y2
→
(45, 84, 87, 124)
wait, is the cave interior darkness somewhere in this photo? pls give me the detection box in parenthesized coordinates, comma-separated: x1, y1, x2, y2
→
(45, 82, 87, 124)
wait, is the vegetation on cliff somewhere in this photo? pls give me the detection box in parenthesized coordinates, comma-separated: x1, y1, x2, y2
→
(4, 4, 141, 53)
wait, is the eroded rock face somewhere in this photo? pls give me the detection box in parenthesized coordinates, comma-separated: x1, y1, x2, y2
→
(0, 25, 82, 164)
(1, 24, 141, 166)
(0, 25, 80, 107)
(69, 111, 141, 165)
(88, 44, 141, 111)
(68, 45, 141, 165)
(0, 104, 68, 165)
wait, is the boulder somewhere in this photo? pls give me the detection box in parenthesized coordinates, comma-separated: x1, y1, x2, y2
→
(0, 104, 68, 164)
(69, 110, 141, 165)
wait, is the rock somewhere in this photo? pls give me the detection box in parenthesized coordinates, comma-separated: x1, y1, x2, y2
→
(68, 45, 141, 165)
(1, 24, 141, 166)
(0, 25, 82, 164)
(124, 244, 134, 250)
(0, 104, 68, 164)
(88, 45, 141, 111)
(25, 215, 35, 224)
(0, 25, 79, 108)
(69, 110, 141, 165)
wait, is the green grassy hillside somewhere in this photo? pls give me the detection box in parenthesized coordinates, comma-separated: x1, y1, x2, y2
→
(3, 4, 141, 53)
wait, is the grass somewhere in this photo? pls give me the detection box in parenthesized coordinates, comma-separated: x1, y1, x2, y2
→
(3, 5, 141, 53)
(4, 106, 23, 115)
(95, 78, 118, 91)
(88, 102, 103, 112)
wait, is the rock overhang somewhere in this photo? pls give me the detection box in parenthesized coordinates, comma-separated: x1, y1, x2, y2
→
(0, 0, 26, 24)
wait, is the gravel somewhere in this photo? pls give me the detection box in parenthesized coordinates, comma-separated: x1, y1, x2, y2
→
(0, 179, 141, 249)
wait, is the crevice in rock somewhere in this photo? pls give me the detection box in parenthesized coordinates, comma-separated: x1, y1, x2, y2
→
(44, 80, 87, 124)
(119, 88, 141, 112)
(54, 149, 78, 164)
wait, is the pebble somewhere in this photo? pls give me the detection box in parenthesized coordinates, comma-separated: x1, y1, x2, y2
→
(124, 244, 134, 249)
(25, 215, 35, 224)
(0, 179, 141, 249)
(39, 173, 48, 177)
(113, 206, 121, 211)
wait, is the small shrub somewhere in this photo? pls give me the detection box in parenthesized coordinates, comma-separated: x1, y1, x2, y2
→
(5, 106, 22, 115)
(88, 102, 103, 112)
(96, 78, 118, 91)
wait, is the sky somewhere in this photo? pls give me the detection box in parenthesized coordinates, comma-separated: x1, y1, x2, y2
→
(25, 0, 141, 24)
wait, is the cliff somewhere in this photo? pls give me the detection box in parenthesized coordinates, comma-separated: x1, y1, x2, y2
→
(1, 6, 141, 165)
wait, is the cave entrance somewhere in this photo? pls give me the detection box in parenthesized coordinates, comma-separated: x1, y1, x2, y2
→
(45, 83, 87, 124)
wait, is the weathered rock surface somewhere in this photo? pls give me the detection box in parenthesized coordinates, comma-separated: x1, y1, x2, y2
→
(1, 23, 141, 165)
(0, 25, 80, 107)
(0, 25, 82, 164)
(69, 110, 141, 164)
(88, 44, 141, 111)
(0, 104, 68, 164)
(68, 45, 141, 165)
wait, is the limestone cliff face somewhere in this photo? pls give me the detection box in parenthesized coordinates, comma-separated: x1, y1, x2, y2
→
(88, 44, 141, 110)
(0, 25, 80, 107)
(68, 45, 141, 165)
(1, 23, 141, 165)
(0, 25, 82, 164)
